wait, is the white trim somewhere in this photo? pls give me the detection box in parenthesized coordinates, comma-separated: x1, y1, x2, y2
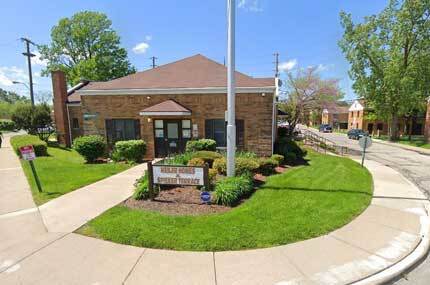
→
(76, 86, 276, 96)
(349, 100, 364, 112)
(139, 111, 191, 116)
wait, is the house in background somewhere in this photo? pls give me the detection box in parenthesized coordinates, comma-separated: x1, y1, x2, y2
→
(52, 54, 277, 159)
(321, 101, 349, 130)
(348, 100, 426, 136)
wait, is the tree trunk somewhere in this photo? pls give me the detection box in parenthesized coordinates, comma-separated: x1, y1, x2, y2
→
(408, 117, 412, 141)
(389, 114, 399, 141)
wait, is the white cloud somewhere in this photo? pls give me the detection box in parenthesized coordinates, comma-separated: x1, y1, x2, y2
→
(145, 35, 152, 41)
(31, 51, 48, 67)
(238, 0, 263, 12)
(132, 42, 150, 54)
(0, 66, 28, 87)
(279, 59, 297, 72)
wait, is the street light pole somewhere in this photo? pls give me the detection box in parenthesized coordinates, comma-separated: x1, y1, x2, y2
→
(21, 38, 36, 107)
(226, 0, 236, 177)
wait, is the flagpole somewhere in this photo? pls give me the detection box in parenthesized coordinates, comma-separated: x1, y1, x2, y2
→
(226, 0, 236, 177)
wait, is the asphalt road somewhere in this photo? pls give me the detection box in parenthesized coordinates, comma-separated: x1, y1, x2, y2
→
(302, 126, 430, 284)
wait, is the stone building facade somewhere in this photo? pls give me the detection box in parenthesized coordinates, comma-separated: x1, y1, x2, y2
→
(52, 54, 277, 159)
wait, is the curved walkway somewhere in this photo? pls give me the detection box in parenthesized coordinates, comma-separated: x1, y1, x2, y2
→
(0, 134, 429, 285)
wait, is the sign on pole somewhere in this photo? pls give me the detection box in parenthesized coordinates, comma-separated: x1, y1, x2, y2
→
(359, 136, 372, 167)
(19, 145, 42, 192)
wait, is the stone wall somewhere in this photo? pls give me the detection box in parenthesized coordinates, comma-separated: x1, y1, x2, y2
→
(78, 92, 274, 158)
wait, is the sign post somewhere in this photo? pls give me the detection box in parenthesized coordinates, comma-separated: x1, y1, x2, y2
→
(19, 145, 42, 192)
(359, 136, 372, 167)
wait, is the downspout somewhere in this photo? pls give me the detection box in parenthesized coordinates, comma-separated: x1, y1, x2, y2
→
(66, 103, 72, 146)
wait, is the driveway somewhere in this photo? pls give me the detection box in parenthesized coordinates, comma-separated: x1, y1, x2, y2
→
(302, 126, 430, 284)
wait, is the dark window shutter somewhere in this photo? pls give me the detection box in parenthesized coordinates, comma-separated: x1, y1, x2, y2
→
(236, 119, 244, 148)
(105, 119, 113, 144)
(134, 119, 141, 139)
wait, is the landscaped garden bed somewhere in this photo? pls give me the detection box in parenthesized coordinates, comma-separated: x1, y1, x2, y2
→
(78, 139, 373, 251)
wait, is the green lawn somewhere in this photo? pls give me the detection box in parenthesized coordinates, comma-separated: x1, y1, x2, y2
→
(78, 151, 373, 251)
(21, 146, 131, 205)
(377, 135, 430, 149)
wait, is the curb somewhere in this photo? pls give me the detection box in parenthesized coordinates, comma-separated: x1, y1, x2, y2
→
(352, 204, 430, 285)
(373, 139, 430, 156)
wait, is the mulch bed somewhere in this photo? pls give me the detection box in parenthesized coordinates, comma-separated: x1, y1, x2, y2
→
(124, 164, 291, 216)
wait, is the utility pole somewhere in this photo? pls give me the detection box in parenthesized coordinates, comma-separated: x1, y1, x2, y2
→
(21, 37, 36, 106)
(150, 56, 158, 68)
(226, 0, 236, 177)
(273, 52, 279, 78)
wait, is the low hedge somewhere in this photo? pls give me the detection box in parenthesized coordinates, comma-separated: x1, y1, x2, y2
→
(213, 156, 260, 176)
(113, 140, 146, 163)
(214, 175, 254, 206)
(187, 157, 205, 167)
(0, 119, 16, 131)
(186, 139, 217, 152)
(72, 135, 106, 163)
(213, 157, 227, 175)
(258, 158, 278, 176)
(274, 138, 306, 162)
(10, 134, 48, 157)
(271, 154, 284, 165)
(191, 151, 222, 167)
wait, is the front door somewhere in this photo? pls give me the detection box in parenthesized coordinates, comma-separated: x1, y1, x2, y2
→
(154, 119, 191, 157)
(166, 121, 180, 155)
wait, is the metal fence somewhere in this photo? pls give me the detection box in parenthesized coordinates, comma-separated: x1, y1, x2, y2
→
(302, 129, 349, 156)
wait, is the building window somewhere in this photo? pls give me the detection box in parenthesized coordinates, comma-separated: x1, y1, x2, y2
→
(182, 119, 191, 139)
(105, 119, 140, 144)
(205, 119, 244, 148)
(72, 118, 79, 129)
(377, 123, 384, 131)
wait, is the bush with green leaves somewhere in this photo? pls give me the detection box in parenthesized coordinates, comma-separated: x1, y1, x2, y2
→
(162, 152, 193, 165)
(258, 158, 278, 176)
(133, 171, 158, 200)
(0, 119, 16, 131)
(271, 154, 284, 165)
(274, 138, 306, 161)
(11, 103, 53, 142)
(191, 150, 222, 167)
(185, 139, 217, 152)
(235, 157, 260, 176)
(10, 134, 48, 157)
(284, 152, 297, 165)
(72, 135, 106, 163)
(213, 157, 227, 175)
(187, 157, 205, 167)
(214, 175, 254, 206)
(235, 151, 257, 158)
(113, 140, 146, 163)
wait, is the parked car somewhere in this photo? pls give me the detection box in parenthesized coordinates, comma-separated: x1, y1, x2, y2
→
(347, 129, 368, 140)
(319, 124, 333, 133)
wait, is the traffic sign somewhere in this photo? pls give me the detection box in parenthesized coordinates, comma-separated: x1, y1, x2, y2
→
(359, 136, 372, 167)
(19, 145, 36, 161)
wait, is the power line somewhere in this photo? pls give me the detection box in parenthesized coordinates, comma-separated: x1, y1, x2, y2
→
(20, 37, 36, 106)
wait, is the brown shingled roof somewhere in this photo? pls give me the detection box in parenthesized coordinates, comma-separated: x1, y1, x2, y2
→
(322, 101, 350, 114)
(141, 100, 191, 113)
(81, 54, 274, 91)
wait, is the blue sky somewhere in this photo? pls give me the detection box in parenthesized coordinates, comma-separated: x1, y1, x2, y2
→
(0, 0, 388, 102)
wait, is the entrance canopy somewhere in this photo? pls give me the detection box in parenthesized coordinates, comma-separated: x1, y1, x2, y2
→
(139, 100, 191, 116)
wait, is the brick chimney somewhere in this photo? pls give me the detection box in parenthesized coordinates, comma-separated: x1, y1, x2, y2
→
(425, 98, 430, 143)
(52, 70, 71, 147)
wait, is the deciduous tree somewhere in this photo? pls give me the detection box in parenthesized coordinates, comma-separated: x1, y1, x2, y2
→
(39, 11, 136, 86)
(339, 0, 430, 140)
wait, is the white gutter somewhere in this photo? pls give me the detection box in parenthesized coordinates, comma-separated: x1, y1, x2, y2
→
(76, 86, 276, 96)
(139, 111, 191, 116)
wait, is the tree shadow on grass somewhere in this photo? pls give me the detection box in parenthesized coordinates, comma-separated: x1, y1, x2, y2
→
(259, 185, 372, 196)
(47, 141, 71, 151)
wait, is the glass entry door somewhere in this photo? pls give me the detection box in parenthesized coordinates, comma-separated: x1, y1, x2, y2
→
(154, 119, 191, 157)
(166, 121, 180, 154)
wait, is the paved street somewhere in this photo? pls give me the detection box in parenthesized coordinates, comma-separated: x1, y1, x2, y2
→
(302, 127, 430, 284)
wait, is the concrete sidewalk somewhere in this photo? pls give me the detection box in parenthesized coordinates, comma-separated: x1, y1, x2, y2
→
(0, 133, 429, 284)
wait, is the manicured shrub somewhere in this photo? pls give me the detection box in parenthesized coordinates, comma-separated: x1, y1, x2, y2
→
(208, 168, 218, 186)
(187, 157, 205, 167)
(274, 138, 306, 161)
(72, 135, 106, 163)
(186, 139, 217, 152)
(213, 157, 227, 175)
(113, 140, 146, 163)
(0, 119, 16, 131)
(214, 175, 254, 206)
(10, 134, 48, 157)
(284, 152, 297, 165)
(235, 157, 260, 176)
(191, 151, 222, 167)
(271, 154, 284, 165)
(133, 171, 158, 200)
(258, 158, 278, 176)
(235, 151, 257, 158)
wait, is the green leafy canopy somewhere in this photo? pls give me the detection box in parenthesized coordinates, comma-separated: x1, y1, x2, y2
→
(39, 11, 136, 86)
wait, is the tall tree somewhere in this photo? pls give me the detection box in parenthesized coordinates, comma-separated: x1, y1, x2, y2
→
(278, 67, 343, 136)
(339, 0, 430, 140)
(40, 11, 136, 86)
